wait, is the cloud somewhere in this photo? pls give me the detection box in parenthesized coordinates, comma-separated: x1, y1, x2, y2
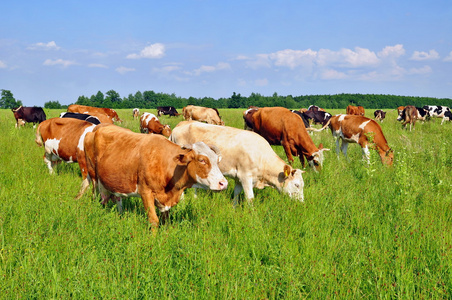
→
(28, 41, 60, 51)
(88, 63, 108, 68)
(116, 66, 136, 74)
(126, 43, 165, 59)
(254, 78, 268, 86)
(410, 50, 440, 61)
(268, 49, 317, 69)
(444, 51, 452, 62)
(153, 65, 181, 73)
(43, 58, 76, 67)
(378, 44, 405, 58)
(0, 60, 7, 68)
(188, 62, 231, 76)
(320, 69, 348, 80)
(407, 65, 432, 75)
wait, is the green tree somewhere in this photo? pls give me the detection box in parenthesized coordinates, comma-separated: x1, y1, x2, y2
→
(0, 89, 22, 109)
(44, 100, 63, 109)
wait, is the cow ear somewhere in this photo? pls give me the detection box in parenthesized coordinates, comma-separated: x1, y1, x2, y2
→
(318, 143, 323, 149)
(174, 153, 190, 165)
(283, 165, 291, 178)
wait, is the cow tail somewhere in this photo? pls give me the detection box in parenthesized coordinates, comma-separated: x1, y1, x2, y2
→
(306, 118, 331, 132)
(35, 124, 44, 147)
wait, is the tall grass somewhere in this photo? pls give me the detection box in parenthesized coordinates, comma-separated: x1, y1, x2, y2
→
(0, 108, 451, 298)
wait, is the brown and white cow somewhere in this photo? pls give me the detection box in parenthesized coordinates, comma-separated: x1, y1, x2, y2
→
(245, 107, 329, 171)
(315, 114, 393, 165)
(346, 105, 365, 116)
(35, 118, 98, 198)
(243, 107, 259, 130)
(170, 121, 305, 204)
(183, 105, 224, 125)
(68, 104, 121, 123)
(139, 112, 172, 137)
(83, 124, 228, 228)
(397, 105, 419, 131)
(133, 108, 140, 119)
(397, 106, 405, 115)
(12, 106, 46, 128)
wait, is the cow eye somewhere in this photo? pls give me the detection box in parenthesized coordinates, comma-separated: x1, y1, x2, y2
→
(198, 159, 207, 165)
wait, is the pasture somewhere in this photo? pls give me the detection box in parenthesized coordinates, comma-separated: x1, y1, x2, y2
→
(1, 108, 451, 298)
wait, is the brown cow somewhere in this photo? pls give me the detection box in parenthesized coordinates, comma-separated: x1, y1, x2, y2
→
(397, 106, 405, 115)
(35, 118, 98, 198)
(83, 124, 228, 228)
(133, 108, 140, 119)
(346, 105, 365, 116)
(246, 107, 329, 171)
(314, 114, 393, 165)
(139, 112, 171, 137)
(397, 105, 418, 131)
(12, 106, 46, 128)
(183, 105, 224, 125)
(68, 104, 121, 122)
(373, 110, 386, 122)
(243, 107, 259, 130)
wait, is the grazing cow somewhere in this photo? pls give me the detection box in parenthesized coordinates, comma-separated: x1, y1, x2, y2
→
(423, 105, 451, 121)
(183, 105, 225, 125)
(60, 112, 101, 125)
(302, 110, 332, 127)
(245, 107, 329, 171)
(133, 108, 140, 119)
(11, 106, 46, 128)
(397, 105, 422, 131)
(35, 118, 97, 198)
(139, 112, 172, 137)
(442, 110, 452, 124)
(290, 110, 311, 128)
(346, 105, 365, 116)
(83, 124, 228, 228)
(67, 104, 122, 122)
(157, 106, 180, 117)
(316, 115, 393, 165)
(373, 110, 387, 122)
(170, 121, 305, 203)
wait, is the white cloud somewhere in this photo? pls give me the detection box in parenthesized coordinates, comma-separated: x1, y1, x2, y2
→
(126, 43, 165, 59)
(268, 49, 317, 69)
(407, 65, 432, 75)
(378, 44, 405, 58)
(0, 60, 7, 68)
(43, 58, 76, 67)
(116, 66, 135, 74)
(153, 65, 181, 73)
(410, 50, 440, 61)
(254, 78, 268, 86)
(88, 63, 108, 68)
(340, 47, 379, 67)
(28, 41, 60, 51)
(188, 62, 231, 76)
(320, 69, 348, 80)
(443, 51, 452, 62)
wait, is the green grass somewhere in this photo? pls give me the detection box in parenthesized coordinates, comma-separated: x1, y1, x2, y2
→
(1, 108, 451, 298)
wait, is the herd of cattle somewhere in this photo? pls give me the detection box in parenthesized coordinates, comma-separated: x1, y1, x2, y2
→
(10, 103, 451, 228)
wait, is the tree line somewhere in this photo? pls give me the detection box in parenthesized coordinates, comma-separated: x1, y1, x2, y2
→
(1, 88, 451, 110)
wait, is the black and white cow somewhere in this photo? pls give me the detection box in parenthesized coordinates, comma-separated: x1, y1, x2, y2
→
(302, 110, 332, 127)
(290, 110, 310, 128)
(442, 110, 452, 124)
(423, 105, 451, 123)
(157, 106, 180, 117)
(11, 106, 46, 128)
(374, 110, 386, 122)
(60, 112, 101, 125)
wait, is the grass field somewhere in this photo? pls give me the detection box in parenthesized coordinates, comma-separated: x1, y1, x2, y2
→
(1, 108, 451, 298)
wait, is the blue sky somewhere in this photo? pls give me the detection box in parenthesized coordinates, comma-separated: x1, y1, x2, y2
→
(1, 0, 451, 106)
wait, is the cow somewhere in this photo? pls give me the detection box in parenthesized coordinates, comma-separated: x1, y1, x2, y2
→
(183, 105, 225, 125)
(139, 112, 172, 137)
(67, 104, 122, 122)
(133, 108, 140, 119)
(83, 123, 228, 229)
(170, 121, 305, 204)
(307, 105, 326, 112)
(245, 107, 329, 171)
(442, 110, 452, 124)
(346, 105, 365, 116)
(35, 118, 98, 199)
(302, 110, 332, 127)
(11, 106, 46, 128)
(397, 105, 421, 131)
(157, 106, 180, 117)
(373, 110, 386, 122)
(290, 110, 311, 128)
(397, 106, 405, 115)
(315, 115, 393, 165)
(423, 105, 451, 121)
(60, 112, 101, 125)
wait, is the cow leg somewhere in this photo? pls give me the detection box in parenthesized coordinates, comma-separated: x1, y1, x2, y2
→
(43, 153, 58, 174)
(282, 142, 295, 165)
(232, 180, 244, 207)
(340, 140, 349, 159)
(141, 191, 159, 229)
(361, 145, 371, 163)
(75, 178, 90, 200)
(241, 177, 255, 204)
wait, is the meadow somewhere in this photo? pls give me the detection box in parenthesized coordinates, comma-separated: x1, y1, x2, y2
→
(1, 107, 451, 299)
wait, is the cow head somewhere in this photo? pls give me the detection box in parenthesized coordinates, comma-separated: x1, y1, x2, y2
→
(308, 144, 330, 172)
(161, 124, 172, 138)
(380, 148, 394, 166)
(178, 142, 228, 191)
(280, 165, 305, 201)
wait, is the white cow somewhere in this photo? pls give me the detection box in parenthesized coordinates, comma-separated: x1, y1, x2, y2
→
(170, 121, 305, 204)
